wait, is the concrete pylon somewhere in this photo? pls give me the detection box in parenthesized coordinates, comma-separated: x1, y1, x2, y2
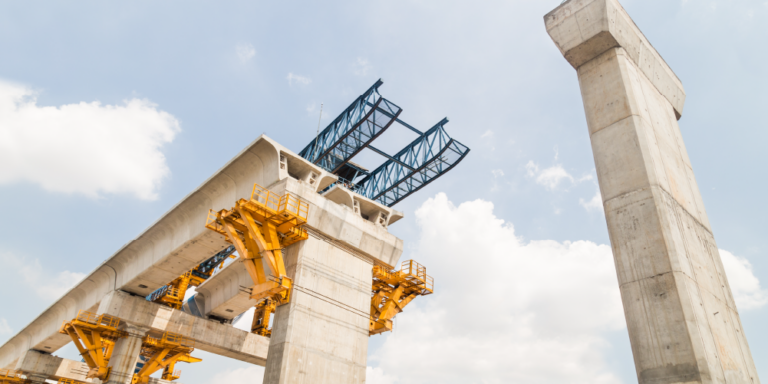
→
(262, 234, 373, 384)
(545, 0, 760, 383)
(104, 323, 149, 384)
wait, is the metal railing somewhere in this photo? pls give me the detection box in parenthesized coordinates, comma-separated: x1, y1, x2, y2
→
(278, 193, 309, 220)
(75, 310, 121, 329)
(251, 184, 281, 212)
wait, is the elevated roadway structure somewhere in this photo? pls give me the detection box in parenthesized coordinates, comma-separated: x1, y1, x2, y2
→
(1, 81, 467, 384)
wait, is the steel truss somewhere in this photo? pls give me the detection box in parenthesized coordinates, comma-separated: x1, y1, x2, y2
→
(300, 80, 469, 207)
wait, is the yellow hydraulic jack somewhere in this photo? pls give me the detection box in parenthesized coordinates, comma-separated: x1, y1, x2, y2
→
(206, 183, 309, 336)
(132, 332, 201, 384)
(369, 260, 434, 335)
(0, 369, 29, 384)
(59, 311, 127, 381)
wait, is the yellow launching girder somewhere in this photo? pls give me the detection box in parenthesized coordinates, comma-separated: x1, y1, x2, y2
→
(206, 183, 309, 335)
(0, 369, 28, 384)
(59, 311, 127, 381)
(370, 260, 434, 335)
(133, 332, 201, 384)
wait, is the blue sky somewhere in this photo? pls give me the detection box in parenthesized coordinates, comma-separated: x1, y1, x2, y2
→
(1, 1, 767, 383)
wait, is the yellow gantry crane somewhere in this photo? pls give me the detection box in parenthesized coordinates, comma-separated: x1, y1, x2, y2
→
(205, 183, 309, 336)
(59, 311, 200, 384)
(369, 260, 434, 335)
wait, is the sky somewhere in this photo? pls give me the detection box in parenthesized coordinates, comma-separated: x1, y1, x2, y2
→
(0, 0, 767, 383)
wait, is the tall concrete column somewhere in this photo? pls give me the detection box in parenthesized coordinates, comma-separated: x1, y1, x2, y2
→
(262, 234, 373, 384)
(105, 323, 149, 384)
(545, 0, 760, 383)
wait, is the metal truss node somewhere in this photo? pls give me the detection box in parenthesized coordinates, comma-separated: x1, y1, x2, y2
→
(206, 183, 310, 336)
(369, 260, 433, 335)
(300, 79, 470, 207)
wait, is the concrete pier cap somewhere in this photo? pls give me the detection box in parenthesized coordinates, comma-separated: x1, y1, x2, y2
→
(545, 0, 686, 119)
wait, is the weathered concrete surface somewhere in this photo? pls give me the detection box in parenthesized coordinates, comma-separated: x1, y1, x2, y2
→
(15, 349, 93, 383)
(545, 0, 685, 118)
(97, 290, 269, 366)
(104, 324, 148, 384)
(262, 231, 373, 384)
(546, 1, 760, 383)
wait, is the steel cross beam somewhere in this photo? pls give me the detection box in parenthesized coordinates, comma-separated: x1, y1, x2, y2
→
(355, 119, 470, 207)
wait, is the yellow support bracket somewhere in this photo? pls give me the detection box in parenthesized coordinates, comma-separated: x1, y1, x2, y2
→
(205, 183, 309, 337)
(369, 260, 434, 335)
(58, 311, 126, 381)
(133, 332, 201, 384)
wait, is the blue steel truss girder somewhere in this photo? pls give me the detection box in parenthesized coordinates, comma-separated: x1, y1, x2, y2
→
(298, 79, 403, 173)
(355, 119, 470, 207)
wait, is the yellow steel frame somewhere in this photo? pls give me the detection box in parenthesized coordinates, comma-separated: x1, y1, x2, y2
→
(206, 183, 309, 335)
(59, 311, 126, 381)
(57, 379, 86, 384)
(251, 299, 276, 337)
(370, 260, 434, 335)
(132, 332, 201, 384)
(152, 271, 206, 309)
(0, 369, 28, 384)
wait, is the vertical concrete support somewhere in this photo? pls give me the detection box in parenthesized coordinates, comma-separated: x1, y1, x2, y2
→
(104, 324, 149, 384)
(262, 234, 373, 384)
(546, 1, 760, 383)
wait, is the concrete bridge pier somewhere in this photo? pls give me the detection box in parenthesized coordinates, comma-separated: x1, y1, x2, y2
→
(262, 234, 374, 384)
(104, 324, 149, 384)
(546, 0, 760, 382)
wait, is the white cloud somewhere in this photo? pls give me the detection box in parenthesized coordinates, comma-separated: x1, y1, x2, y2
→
(526, 160, 592, 191)
(0, 79, 180, 200)
(210, 365, 264, 384)
(370, 194, 626, 384)
(580, 188, 603, 212)
(0, 319, 11, 335)
(720, 250, 768, 310)
(286, 72, 311, 86)
(236, 43, 256, 62)
(354, 57, 372, 76)
(0, 253, 85, 301)
(367, 366, 397, 384)
(480, 130, 493, 139)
